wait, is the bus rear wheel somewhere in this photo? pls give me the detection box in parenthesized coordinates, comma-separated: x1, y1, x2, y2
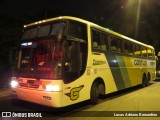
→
(90, 81, 99, 105)
(146, 74, 151, 86)
(142, 74, 149, 87)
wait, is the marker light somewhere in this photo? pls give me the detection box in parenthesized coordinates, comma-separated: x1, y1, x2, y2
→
(21, 43, 27, 46)
(27, 42, 32, 45)
(21, 42, 32, 46)
(11, 80, 18, 88)
(45, 85, 60, 92)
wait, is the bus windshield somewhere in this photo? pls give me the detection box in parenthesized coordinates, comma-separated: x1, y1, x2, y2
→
(22, 21, 66, 40)
(18, 40, 62, 79)
(17, 18, 88, 81)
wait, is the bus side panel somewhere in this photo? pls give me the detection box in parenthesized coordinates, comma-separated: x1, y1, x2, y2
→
(105, 54, 140, 90)
(92, 53, 118, 94)
(105, 54, 126, 90)
(116, 56, 131, 88)
(123, 56, 141, 86)
(105, 54, 142, 89)
(62, 73, 93, 107)
(62, 52, 119, 106)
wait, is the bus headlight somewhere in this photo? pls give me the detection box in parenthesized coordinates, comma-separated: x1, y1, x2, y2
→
(11, 80, 18, 88)
(45, 85, 60, 92)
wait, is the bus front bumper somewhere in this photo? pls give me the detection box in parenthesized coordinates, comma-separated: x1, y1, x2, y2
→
(11, 87, 63, 108)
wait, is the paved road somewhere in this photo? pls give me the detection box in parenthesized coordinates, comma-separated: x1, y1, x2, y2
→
(1, 80, 160, 120)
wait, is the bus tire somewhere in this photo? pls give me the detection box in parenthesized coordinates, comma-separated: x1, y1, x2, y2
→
(146, 73, 151, 86)
(99, 83, 105, 99)
(142, 75, 147, 88)
(90, 81, 99, 105)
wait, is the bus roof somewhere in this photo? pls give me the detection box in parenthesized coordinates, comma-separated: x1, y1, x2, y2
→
(24, 16, 88, 27)
(24, 16, 154, 49)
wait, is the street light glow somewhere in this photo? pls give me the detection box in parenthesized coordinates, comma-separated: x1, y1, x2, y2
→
(135, 0, 142, 39)
(125, 0, 142, 39)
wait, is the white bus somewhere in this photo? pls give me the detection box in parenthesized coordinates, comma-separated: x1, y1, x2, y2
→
(11, 16, 156, 107)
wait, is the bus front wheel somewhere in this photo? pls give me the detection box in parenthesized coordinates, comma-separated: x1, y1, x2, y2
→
(90, 81, 99, 105)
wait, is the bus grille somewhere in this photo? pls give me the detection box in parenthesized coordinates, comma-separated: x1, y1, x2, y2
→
(19, 83, 39, 88)
(28, 84, 39, 88)
(19, 83, 28, 87)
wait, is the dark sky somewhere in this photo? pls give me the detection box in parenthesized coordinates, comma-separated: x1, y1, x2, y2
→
(0, 0, 87, 17)
(1, 0, 160, 70)
(0, 0, 51, 15)
(1, 0, 160, 51)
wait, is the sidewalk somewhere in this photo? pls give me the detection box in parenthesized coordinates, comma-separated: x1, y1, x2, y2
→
(0, 88, 12, 98)
(0, 78, 12, 98)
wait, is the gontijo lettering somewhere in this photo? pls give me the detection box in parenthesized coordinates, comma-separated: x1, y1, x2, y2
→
(93, 59, 106, 65)
(134, 60, 147, 66)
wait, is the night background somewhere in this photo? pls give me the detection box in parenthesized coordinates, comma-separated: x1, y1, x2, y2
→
(0, 0, 160, 88)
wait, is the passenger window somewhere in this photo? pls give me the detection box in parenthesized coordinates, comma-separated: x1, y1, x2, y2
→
(117, 39, 123, 53)
(124, 41, 134, 55)
(91, 29, 101, 50)
(110, 37, 117, 52)
(134, 45, 141, 56)
(128, 42, 134, 55)
(142, 47, 147, 58)
(100, 33, 109, 51)
(67, 20, 87, 40)
(124, 41, 129, 54)
(148, 49, 153, 58)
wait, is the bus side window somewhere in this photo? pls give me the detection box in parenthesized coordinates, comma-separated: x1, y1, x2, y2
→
(128, 42, 134, 55)
(110, 37, 117, 52)
(93, 42, 98, 49)
(117, 39, 123, 53)
(134, 45, 141, 56)
(148, 49, 152, 58)
(100, 33, 108, 51)
(152, 50, 155, 59)
(142, 47, 147, 58)
(124, 41, 129, 54)
(124, 41, 134, 55)
(91, 29, 101, 50)
(67, 20, 87, 40)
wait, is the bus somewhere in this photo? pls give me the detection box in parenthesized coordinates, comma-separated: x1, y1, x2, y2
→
(11, 16, 156, 107)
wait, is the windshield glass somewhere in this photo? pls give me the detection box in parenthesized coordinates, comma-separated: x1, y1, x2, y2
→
(17, 19, 88, 80)
(21, 21, 66, 40)
(18, 40, 62, 79)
